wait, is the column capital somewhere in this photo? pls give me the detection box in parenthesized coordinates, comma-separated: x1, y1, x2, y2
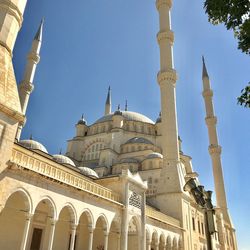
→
(50, 218, 57, 226)
(209, 145, 222, 155)
(156, 0, 172, 10)
(103, 230, 109, 237)
(157, 30, 174, 45)
(71, 223, 78, 230)
(88, 225, 95, 233)
(157, 69, 177, 86)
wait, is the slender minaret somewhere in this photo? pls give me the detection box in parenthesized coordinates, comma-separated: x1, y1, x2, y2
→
(16, 19, 44, 140)
(202, 57, 231, 223)
(155, 0, 184, 196)
(105, 86, 111, 115)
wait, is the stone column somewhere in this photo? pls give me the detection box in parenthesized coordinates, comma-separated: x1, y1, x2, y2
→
(117, 232, 121, 250)
(155, 241, 160, 250)
(70, 224, 77, 250)
(141, 192, 146, 250)
(147, 240, 152, 250)
(104, 230, 109, 250)
(120, 182, 129, 250)
(20, 213, 33, 250)
(88, 226, 94, 250)
(47, 219, 57, 250)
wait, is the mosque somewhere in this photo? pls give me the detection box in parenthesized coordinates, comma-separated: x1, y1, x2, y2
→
(0, 0, 237, 249)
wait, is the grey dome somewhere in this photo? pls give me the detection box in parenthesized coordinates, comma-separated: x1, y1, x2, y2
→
(20, 139, 48, 153)
(125, 137, 153, 145)
(79, 167, 99, 179)
(120, 158, 139, 164)
(146, 153, 163, 160)
(94, 111, 154, 124)
(53, 154, 76, 167)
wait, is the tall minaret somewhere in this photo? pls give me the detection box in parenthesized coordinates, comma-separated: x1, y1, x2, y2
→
(16, 19, 44, 140)
(0, 0, 27, 173)
(202, 57, 231, 223)
(105, 86, 111, 115)
(155, 0, 184, 194)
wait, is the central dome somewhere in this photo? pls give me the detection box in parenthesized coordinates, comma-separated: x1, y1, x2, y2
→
(94, 111, 154, 124)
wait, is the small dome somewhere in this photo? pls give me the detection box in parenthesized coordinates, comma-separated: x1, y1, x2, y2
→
(20, 139, 48, 153)
(120, 158, 139, 164)
(53, 154, 76, 167)
(125, 137, 153, 145)
(79, 167, 99, 179)
(146, 153, 163, 160)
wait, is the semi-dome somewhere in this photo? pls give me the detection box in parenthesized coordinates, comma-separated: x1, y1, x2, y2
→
(20, 139, 48, 153)
(146, 152, 163, 160)
(125, 137, 153, 145)
(120, 158, 139, 164)
(79, 167, 99, 179)
(53, 154, 76, 167)
(94, 111, 154, 124)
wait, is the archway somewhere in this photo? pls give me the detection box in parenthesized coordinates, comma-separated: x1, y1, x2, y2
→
(173, 237, 178, 250)
(128, 216, 140, 250)
(28, 198, 55, 250)
(53, 205, 76, 250)
(76, 210, 93, 250)
(0, 190, 31, 249)
(159, 234, 166, 250)
(166, 235, 172, 250)
(93, 215, 108, 250)
(108, 219, 121, 250)
(151, 231, 159, 250)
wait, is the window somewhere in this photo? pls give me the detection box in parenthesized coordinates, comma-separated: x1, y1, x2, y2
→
(198, 220, 201, 234)
(192, 217, 196, 231)
(201, 222, 204, 235)
(30, 228, 43, 250)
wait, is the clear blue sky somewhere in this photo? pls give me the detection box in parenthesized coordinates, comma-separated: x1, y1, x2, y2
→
(13, 1, 249, 249)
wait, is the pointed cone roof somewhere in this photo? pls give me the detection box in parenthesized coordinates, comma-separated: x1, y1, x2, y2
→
(34, 18, 44, 42)
(105, 86, 111, 105)
(202, 56, 209, 78)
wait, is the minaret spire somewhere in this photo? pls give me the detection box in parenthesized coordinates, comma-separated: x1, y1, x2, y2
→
(16, 19, 44, 140)
(125, 100, 128, 111)
(202, 57, 231, 223)
(105, 86, 111, 115)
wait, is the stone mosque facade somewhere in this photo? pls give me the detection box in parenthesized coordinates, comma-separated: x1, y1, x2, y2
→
(0, 0, 238, 250)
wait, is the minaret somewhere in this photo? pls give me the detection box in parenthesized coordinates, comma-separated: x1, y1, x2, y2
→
(202, 57, 231, 223)
(155, 0, 184, 194)
(16, 19, 44, 140)
(105, 86, 111, 115)
(0, 0, 27, 173)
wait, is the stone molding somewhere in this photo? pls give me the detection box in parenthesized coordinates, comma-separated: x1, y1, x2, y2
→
(157, 30, 174, 45)
(156, 0, 172, 10)
(0, 101, 25, 122)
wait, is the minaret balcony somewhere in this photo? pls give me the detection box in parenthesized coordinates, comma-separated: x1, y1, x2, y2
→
(209, 145, 222, 155)
(205, 116, 217, 126)
(156, 0, 172, 10)
(202, 89, 213, 98)
(157, 30, 174, 45)
(157, 69, 177, 86)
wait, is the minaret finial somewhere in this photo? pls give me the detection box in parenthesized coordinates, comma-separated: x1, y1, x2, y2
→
(59, 148, 62, 155)
(34, 18, 44, 42)
(105, 86, 112, 115)
(125, 100, 128, 111)
(30, 134, 33, 140)
(202, 56, 209, 78)
(117, 104, 120, 111)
